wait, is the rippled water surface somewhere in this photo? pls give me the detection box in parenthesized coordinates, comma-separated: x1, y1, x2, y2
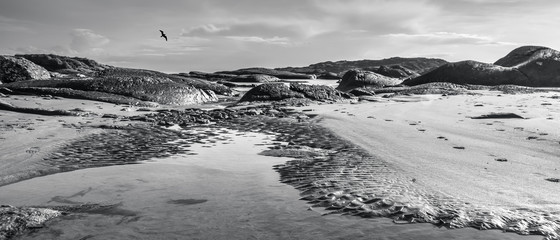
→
(0, 129, 541, 240)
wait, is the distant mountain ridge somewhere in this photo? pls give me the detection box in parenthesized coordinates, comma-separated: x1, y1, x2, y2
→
(275, 57, 448, 76)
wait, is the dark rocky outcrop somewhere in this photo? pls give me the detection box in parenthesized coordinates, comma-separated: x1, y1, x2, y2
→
(0, 56, 50, 83)
(277, 57, 447, 76)
(239, 83, 350, 102)
(217, 68, 315, 79)
(403, 61, 530, 86)
(16, 54, 111, 74)
(229, 74, 280, 83)
(4, 68, 222, 105)
(494, 46, 560, 87)
(336, 69, 402, 92)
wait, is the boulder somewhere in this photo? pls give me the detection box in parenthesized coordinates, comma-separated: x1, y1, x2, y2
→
(0, 56, 50, 83)
(240, 83, 351, 102)
(336, 69, 402, 92)
(289, 83, 351, 101)
(230, 74, 280, 83)
(494, 46, 560, 87)
(403, 60, 530, 86)
(240, 83, 303, 101)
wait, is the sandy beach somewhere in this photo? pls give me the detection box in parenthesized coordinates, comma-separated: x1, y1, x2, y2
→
(1, 90, 559, 239)
(307, 91, 560, 212)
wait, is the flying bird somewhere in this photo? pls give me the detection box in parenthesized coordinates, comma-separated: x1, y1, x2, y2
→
(159, 30, 167, 41)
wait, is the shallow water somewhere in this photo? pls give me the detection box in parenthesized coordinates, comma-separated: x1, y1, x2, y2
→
(0, 129, 542, 240)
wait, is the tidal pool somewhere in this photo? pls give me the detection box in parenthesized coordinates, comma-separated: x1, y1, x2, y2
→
(0, 129, 541, 240)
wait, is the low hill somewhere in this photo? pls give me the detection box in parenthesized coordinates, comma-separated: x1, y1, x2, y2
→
(405, 46, 560, 87)
(403, 60, 529, 86)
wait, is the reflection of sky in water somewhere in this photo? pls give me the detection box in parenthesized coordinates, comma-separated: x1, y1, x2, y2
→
(0, 128, 539, 240)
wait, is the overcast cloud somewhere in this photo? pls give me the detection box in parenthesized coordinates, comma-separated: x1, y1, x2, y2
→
(1, 0, 559, 72)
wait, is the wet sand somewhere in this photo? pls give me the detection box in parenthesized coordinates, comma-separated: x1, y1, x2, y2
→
(0, 128, 540, 240)
(0, 90, 559, 239)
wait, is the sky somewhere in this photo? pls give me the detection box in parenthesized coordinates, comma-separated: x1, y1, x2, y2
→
(1, 0, 559, 73)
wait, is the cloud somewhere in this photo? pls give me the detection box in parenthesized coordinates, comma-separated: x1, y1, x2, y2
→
(226, 36, 290, 45)
(70, 28, 110, 53)
(385, 32, 516, 45)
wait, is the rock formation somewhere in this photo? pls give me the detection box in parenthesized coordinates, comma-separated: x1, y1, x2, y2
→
(0, 56, 50, 83)
(4, 68, 222, 105)
(336, 69, 402, 92)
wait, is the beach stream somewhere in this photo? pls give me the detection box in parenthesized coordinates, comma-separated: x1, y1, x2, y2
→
(0, 128, 541, 240)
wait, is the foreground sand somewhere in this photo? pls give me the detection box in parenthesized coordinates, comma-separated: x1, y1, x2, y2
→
(1, 90, 559, 239)
(305, 90, 560, 214)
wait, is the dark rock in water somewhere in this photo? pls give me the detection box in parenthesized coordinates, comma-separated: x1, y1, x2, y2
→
(239, 83, 351, 102)
(167, 199, 208, 205)
(16, 54, 111, 74)
(471, 112, 524, 119)
(336, 69, 402, 92)
(373, 65, 419, 79)
(216, 67, 316, 79)
(403, 60, 529, 86)
(230, 74, 280, 83)
(494, 46, 560, 87)
(0, 56, 50, 83)
(545, 178, 560, 183)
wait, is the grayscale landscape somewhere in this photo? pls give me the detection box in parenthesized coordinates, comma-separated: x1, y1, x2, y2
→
(0, 1, 559, 240)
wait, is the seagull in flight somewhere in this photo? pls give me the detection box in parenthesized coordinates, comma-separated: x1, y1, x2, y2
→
(159, 30, 167, 41)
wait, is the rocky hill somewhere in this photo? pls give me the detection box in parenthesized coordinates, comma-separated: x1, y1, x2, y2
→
(403, 60, 529, 86)
(276, 57, 447, 78)
(494, 46, 560, 87)
(0, 56, 51, 83)
(405, 46, 560, 87)
(16, 54, 111, 74)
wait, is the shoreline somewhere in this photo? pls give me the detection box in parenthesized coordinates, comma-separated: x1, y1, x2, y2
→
(1, 91, 560, 239)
